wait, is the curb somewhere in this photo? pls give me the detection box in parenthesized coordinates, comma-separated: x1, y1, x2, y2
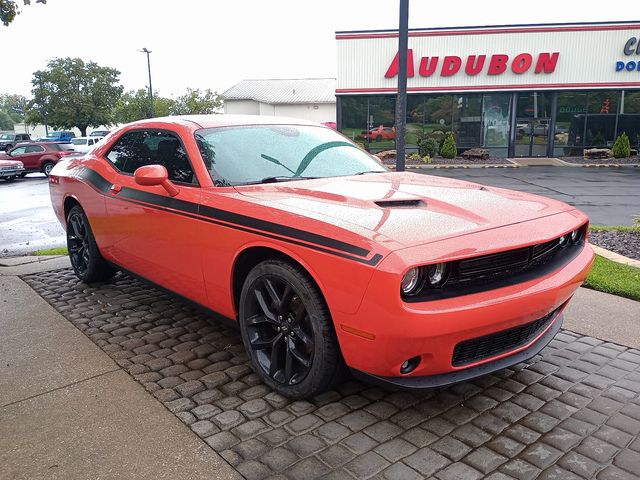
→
(591, 244, 640, 268)
(386, 164, 518, 170)
(576, 164, 640, 168)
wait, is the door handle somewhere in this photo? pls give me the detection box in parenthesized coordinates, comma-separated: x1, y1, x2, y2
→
(110, 184, 122, 194)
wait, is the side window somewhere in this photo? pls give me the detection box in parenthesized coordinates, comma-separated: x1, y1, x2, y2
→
(10, 146, 27, 155)
(106, 130, 196, 185)
(106, 131, 149, 174)
(25, 145, 44, 153)
(143, 131, 196, 184)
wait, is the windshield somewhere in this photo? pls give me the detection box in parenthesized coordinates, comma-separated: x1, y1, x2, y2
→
(46, 133, 60, 138)
(71, 138, 86, 145)
(0, 134, 12, 140)
(195, 125, 386, 185)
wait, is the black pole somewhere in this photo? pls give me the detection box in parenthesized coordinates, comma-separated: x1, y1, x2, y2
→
(143, 48, 155, 118)
(395, 0, 409, 171)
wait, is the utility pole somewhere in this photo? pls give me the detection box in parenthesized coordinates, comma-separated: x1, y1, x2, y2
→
(141, 48, 155, 118)
(395, 0, 409, 172)
(37, 73, 49, 136)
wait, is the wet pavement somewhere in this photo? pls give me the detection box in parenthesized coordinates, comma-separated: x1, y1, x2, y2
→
(23, 268, 640, 480)
(426, 166, 640, 226)
(0, 175, 65, 256)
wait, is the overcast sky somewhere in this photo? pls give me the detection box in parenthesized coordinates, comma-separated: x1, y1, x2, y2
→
(0, 0, 635, 99)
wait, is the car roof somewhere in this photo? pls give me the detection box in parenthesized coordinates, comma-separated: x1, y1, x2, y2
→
(127, 114, 322, 130)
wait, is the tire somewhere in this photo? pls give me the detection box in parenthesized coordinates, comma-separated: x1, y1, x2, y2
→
(238, 259, 341, 398)
(4, 176, 16, 182)
(42, 162, 55, 177)
(19, 172, 27, 178)
(5, 144, 12, 151)
(66, 205, 114, 283)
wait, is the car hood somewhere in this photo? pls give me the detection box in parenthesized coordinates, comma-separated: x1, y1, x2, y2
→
(0, 158, 22, 166)
(234, 172, 575, 250)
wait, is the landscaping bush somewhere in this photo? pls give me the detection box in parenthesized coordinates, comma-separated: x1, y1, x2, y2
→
(421, 155, 432, 164)
(612, 132, 631, 158)
(417, 137, 439, 157)
(408, 152, 422, 162)
(440, 132, 457, 159)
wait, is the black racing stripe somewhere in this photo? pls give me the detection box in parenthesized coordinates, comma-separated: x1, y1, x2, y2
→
(79, 168, 111, 193)
(76, 168, 381, 265)
(120, 196, 383, 266)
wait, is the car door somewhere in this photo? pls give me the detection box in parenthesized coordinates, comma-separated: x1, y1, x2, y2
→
(8, 145, 42, 171)
(101, 128, 208, 304)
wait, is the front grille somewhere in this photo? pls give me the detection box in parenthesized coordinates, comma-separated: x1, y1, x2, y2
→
(452, 308, 558, 367)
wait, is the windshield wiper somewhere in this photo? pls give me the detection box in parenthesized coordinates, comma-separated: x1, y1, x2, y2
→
(238, 176, 319, 185)
(354, 170, 386, 175)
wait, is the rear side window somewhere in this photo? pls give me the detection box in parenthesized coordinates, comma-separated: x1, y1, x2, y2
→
(25, 145, 44, 153)
(47, 143, 63, 151)
(106, 130, 197, 185)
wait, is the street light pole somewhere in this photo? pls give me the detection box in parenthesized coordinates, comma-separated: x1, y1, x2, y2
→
(141, 48, 155, 118)
(395, 0, 409, 172)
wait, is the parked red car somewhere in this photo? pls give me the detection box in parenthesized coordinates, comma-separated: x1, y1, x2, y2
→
(360, 125, 396, 141)
(48, 115, 593, 398)
(0, 158, 25, 181)
(0, 142, 77, 176)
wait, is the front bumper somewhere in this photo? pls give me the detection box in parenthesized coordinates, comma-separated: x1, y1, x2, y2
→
(333, 239, 594, 382)
(351, 310, 563, 390)
(0, 166, 24, 178)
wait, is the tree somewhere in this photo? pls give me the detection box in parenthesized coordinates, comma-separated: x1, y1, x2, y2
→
(113, 89, 175, 124)
(0, 110, 13, 130)
(440, 132, 457, 159)
(28, 57, 123, 136)
(1, 0, 45, 26)
(0, 94, 29, 123)
(170, 88, 222, 115)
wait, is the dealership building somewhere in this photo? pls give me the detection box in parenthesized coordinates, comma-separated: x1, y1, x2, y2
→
(335, 21, 640, 157)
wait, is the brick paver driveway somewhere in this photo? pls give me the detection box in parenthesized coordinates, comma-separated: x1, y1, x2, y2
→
(24, 270, 640, 480)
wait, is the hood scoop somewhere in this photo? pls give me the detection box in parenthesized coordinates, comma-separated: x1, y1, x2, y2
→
(374, 199, 424, 208)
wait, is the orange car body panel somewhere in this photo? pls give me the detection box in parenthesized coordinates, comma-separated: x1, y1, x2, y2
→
(49, 116, 594, 384)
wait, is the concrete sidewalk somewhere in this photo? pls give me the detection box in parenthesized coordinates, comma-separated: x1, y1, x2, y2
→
(0, 259, 241, 480)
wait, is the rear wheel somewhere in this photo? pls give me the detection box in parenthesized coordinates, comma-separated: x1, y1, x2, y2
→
(238, 259, 341, 398)
(42, 162, 54, 177)
(66, 205, 114, 283)
(3, 176, 16, 182)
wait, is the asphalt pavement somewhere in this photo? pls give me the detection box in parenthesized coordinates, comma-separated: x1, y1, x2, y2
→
(1, 167, 638, 256)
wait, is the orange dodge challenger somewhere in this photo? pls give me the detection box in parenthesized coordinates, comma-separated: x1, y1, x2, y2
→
(49, 115, 594, 398)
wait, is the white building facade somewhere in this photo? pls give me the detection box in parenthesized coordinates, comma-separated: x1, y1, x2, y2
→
(336, 21, 640, 156)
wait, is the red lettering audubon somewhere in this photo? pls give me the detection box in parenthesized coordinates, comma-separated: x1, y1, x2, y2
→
(535, 52, 560, 74)
(385, 49, 415, 78)
(465, 55, 486, 76)
(488, 55, 509, 75)
(419, 56, 439, 77)
(441, 56, 462, 76)
(385, 51, 559, 78)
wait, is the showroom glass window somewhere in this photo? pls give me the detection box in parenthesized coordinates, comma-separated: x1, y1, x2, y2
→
(585, 91, 619, 147)
(453, 94, 482, 150)
(618, 90, 640, 148)
(482, 94, 512, 157)
(554, 92, 588, 156)
(406, 95, 426, 153)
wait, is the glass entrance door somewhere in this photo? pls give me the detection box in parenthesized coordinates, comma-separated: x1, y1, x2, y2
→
(515, 118, 550, 157)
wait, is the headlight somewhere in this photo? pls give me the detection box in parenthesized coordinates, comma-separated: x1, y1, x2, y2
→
(426, 263, 449, 287)
(558, 235, 569, 247)
(401, 268, 423, 295)
(570, 228, 582, 243)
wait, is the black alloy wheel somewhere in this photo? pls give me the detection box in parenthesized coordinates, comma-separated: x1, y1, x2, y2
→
(239, 260, 341, 398)
(66, 205, 114, 283)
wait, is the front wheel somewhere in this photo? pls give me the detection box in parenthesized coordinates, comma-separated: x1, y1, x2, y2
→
(66, 205, 114, 283)
(3, 176, 16, 182)
(238, 259, 341, 398)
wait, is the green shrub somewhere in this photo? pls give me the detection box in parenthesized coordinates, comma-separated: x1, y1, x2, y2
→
(408, 152, 422, 162)
(421, 155, 432, 164)
(592, 132, 606, 147)
(355, 141, 367, 151)
(440, 132, 457, 159)
(417, 137, 438, 157)
(612, 132, 631, 158)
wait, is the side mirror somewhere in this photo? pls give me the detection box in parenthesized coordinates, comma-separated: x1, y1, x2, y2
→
(134, 164, 180, 197)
